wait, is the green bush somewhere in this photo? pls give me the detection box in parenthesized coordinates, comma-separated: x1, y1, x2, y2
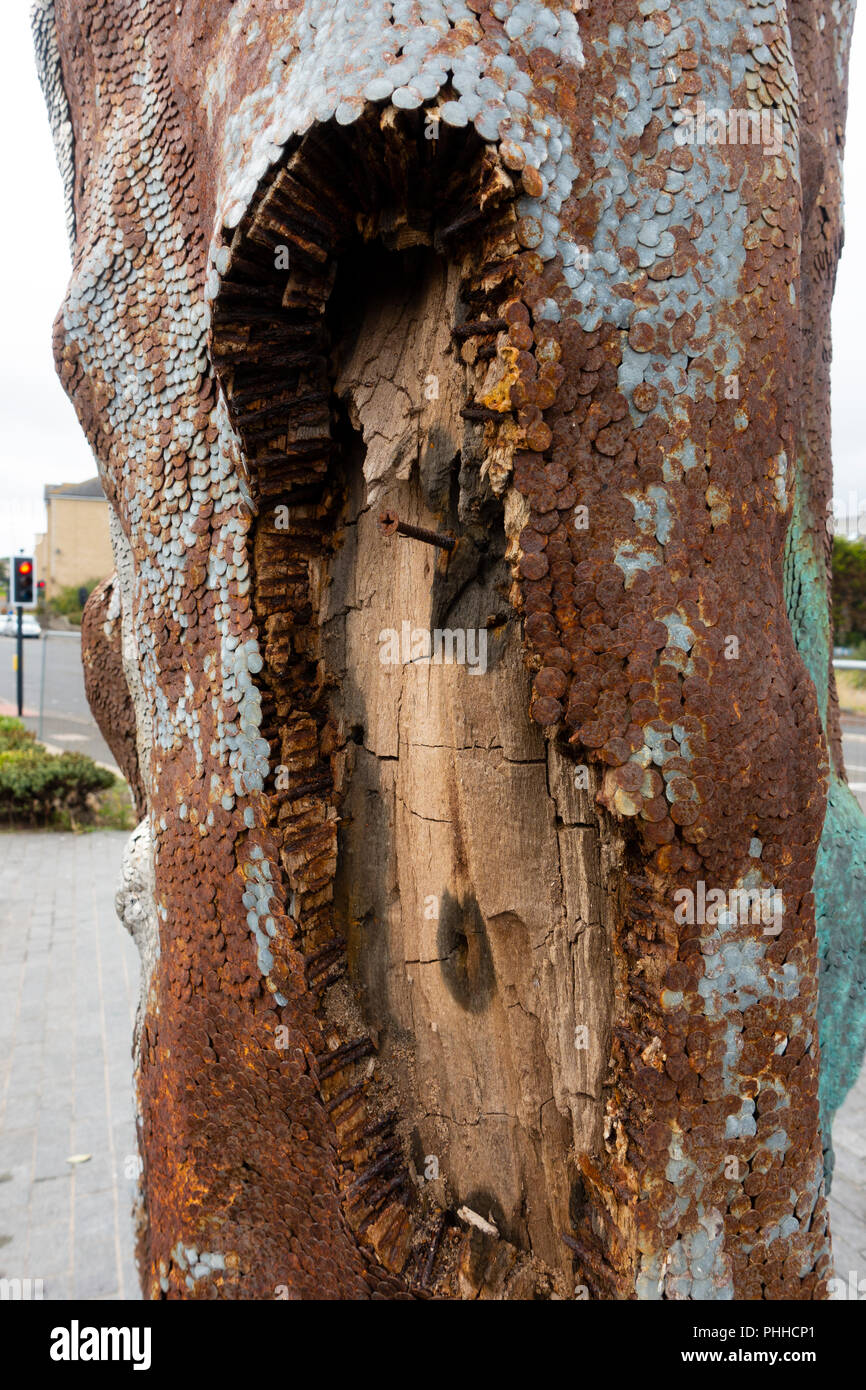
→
(0, 718, 134, 829)
(41, 579, 101, 627)
(0, 745, 115, 823)
(833, 537, 866, 646)
(0, 716, 37, 753)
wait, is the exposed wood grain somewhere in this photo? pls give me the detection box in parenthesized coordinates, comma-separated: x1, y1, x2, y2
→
(317, 251, 618, 1290)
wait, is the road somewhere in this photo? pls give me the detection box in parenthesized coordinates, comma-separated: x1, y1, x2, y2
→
(0, 629, 117, 769)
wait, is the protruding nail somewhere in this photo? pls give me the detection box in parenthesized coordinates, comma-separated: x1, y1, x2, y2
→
(377, 511, 456, 552)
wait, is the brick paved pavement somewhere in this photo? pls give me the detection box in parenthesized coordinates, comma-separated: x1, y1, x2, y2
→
(0, 828, 863, 1301)
(0, 831, 140, 1300)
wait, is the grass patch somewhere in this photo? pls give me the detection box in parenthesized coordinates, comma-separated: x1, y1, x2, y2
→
(836, 670, 866, 718)
(80, 777, 136, 832)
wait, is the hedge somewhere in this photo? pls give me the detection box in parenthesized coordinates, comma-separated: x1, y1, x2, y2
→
(0, 716, 38, 753)
(0, 719, 115, 822)
(833, 536, 866, 646)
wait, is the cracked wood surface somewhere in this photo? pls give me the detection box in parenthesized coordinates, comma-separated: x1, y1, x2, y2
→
(318, 246, 616, 1287)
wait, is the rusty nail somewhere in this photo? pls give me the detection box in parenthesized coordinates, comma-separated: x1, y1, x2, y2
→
(377, 511, 456, 551)
(420, 1211, 448, 1288)
(451, 317, 508, 339)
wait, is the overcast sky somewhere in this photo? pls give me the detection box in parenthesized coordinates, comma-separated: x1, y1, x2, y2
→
(2, 3, 864, 559)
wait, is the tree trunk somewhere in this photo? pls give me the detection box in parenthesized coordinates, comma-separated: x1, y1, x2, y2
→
(42, 0, 866, 1300)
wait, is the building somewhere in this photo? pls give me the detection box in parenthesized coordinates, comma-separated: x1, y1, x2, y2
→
(34, 478, 114, 600)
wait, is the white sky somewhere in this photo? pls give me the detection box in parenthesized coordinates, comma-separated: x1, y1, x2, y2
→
(1, 2, 864, 559)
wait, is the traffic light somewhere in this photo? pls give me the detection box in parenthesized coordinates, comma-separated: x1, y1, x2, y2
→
(11, 555, 36, 608)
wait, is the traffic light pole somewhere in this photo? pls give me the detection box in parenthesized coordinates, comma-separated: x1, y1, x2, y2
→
(16, 605, 23, 717)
